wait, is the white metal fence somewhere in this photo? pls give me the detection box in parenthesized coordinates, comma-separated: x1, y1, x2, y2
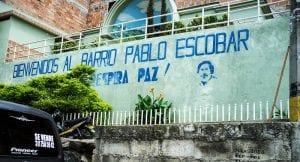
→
(63, 100, 290, 126)
(6, 0, 289, 61)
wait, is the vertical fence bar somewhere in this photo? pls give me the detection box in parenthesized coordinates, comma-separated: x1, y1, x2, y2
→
(111, 112, 115, 125)
(211, 105, 213, 122)
(228, 104, 231, 121)
(199, 106, 202, 122)
(178, 109, 181, 123)
(194, 107, 197, 122)
(120, 23, 124, 43)
(78, 32, 82, 50)
(92, 112, 96, 126)
(216, 104, 219, 122)
(201, 7, 204, 30)
(234, 103, 237, 121)
(168, 109, 171, 124)
(171, 12, 175, 35)
(27, 44, 31, 59)
(240, 103, 243, 121)
(116, 111, 119, 125)
(205, 106, 208, 122)
(257, 0, 261, 21)
(104, 112, 106, 126)
(136, 111, 139, 126)
(164, 109, 166, 124)
(132, 111, 135, 125)
(183, 109, 186, 123)
(141, 110, 144, 126)
(227, 1, 230, 26)
(145, 110, 148, 125)
(253, 103, 256, 120)
(222, 104, 225, 121)
(145, 18, 148, 39)
(107, 112, 111, 125)
(150, 110, 153, 125)
(173, 109, 176, 124)
(159, 109, 162, 125)
(60, 35, 63, 54)
(280, 100, 283, 119)
(13, 46, 17, 60)
(43, 40, 47, 54)
(246, 103, 249, 120)
(266, 101, 269, 119)
(120, 111, 123, 125)
(154, 109, 157, 125)
(98, 27, 102, 47)
(96, 112, 99, 125)
(100, 112, 103, 126)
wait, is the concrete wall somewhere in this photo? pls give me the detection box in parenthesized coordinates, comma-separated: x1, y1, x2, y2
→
(93, 122, 299, 161)
(0, 18, 10, 61)
(0, 17, 290, 114)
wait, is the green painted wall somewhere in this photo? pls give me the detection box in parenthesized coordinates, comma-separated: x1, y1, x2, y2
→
(9, 16, 53, 43)
(0, 18, 11, 61)
(0, 17, 290, 118)
(9, 16, 55, 53)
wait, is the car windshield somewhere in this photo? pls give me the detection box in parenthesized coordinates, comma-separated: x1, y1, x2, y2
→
(0, 109, 59, 157)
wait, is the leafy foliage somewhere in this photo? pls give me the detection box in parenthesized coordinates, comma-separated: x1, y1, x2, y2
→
(165, 21, 186, 34)
(187, 14, 231, 31)
(134, 87, 172, 124)
(0, 65, 112, 113)
(51, 40, 86, 54)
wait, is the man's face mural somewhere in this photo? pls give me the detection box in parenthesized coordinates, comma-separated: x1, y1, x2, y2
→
(197, 61, 215, 86)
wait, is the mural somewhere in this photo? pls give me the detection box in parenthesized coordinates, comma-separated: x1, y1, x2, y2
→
(197, 61, 217, 86)
(1, 17, 290, 113)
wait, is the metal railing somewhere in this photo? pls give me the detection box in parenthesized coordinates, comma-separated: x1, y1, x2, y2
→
(5, 0, 289, 61)
(63, 100, 290, 126)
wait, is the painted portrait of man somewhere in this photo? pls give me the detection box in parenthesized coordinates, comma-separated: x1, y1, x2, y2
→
(197, 61, 217, 86)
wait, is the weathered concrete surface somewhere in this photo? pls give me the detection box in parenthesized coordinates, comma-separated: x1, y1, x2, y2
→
(93, 122, 300, 162)
(61, 138, 95, 162)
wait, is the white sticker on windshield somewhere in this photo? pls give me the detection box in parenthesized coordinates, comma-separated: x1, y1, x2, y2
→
(34, 133, 55, 149)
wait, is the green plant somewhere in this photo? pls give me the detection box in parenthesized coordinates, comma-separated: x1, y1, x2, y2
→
(274, 107, 288, 118)
(0, 65, 112, 113)
(187, 14, 202, 31)
(165, 21, 186, 34)
(89, 37, 106, 48)
(134, 87, 172, 124)
(187, 14, 232, 31)
(51, 40, 86, 54)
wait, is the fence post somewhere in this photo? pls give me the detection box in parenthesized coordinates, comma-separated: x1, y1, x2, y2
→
(43, 39, 47, 55)
(227, 1, 230, 26)
(27, 44, 31, 59)
(78, 32, 82, 50)
(145, 18, 148, 39)
(13, 46, 17, 60)
(120, 23, 124, 43)
(257, 0, 261, 21)
(171, 12, 175, 35)
(201, 7, 205, 30)
(60, 35, 64, 54)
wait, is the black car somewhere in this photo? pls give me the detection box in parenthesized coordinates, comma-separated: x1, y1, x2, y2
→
(0, 100, 64, 162)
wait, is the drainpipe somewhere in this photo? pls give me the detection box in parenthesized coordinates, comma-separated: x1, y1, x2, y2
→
(290, 0, 300, 121)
